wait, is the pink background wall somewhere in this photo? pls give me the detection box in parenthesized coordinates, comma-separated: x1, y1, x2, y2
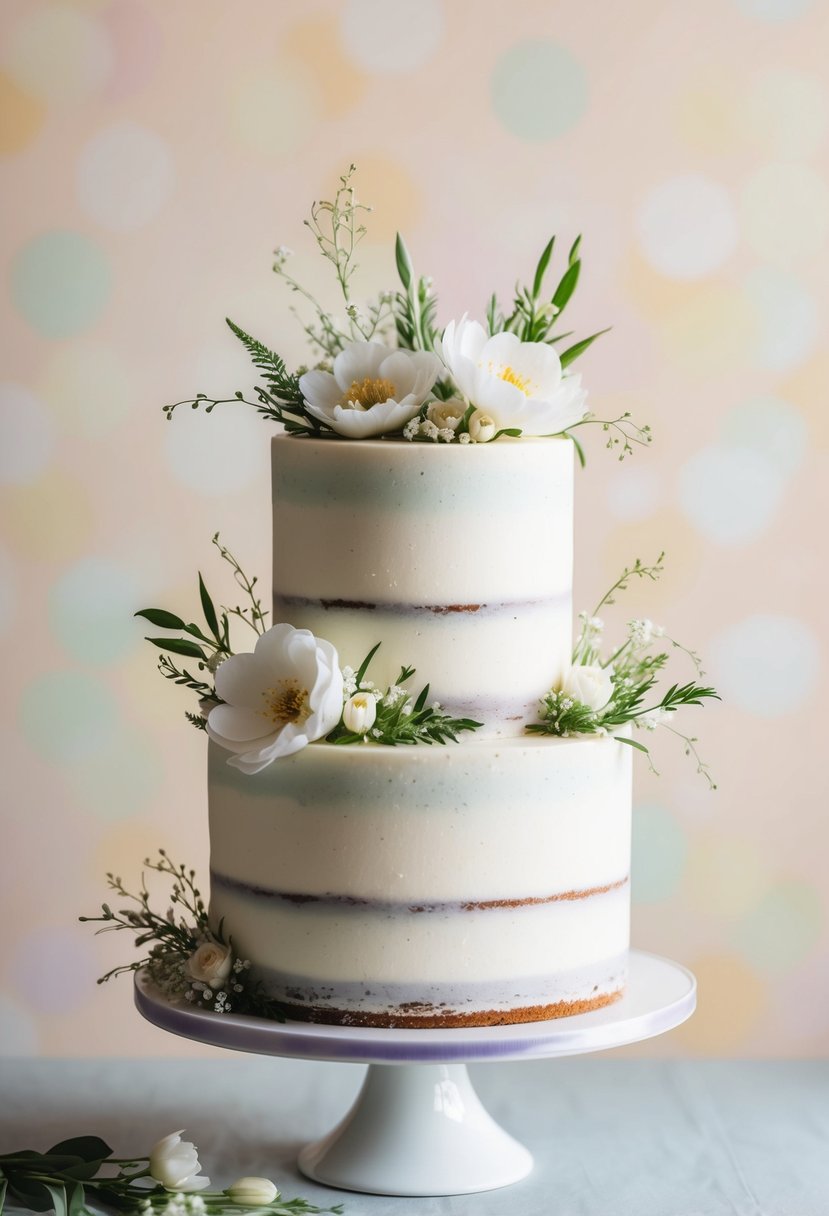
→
(1, 0, 827, 1057)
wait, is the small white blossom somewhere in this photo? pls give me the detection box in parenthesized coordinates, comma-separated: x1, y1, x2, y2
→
(628, 618, 662, 647)
(427, 399, 465, 431)
(403, 418, 419, 440)
(420, 419, 439, 440)
(458, 432, 471, 445)
(438, 427, 455, 443)
(588, 616, 604, 633)
(468, 409, 497, 443)
(343, 690, 377, 734)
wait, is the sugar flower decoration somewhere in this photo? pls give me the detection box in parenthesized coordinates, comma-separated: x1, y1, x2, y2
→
(206, 623, 343, 773)
(436, 317, 587, 438)
(299, 341, 441, 438)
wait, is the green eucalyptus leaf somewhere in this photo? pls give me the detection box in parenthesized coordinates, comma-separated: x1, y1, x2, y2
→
(134, 609, 186, 630)
(65, 1182, 86, 1216)
(198, 574, 220, 640)
(532, 235, 555, 298)
(5, 1176, 57, 1213)
(145, 637, 207, 660)
(551, 260, 580, 312)
(615, 735, 650, 753)
(395, 233, 413, 289)
(559, 327, 611, 368)
(46, 1137, 112, 1163)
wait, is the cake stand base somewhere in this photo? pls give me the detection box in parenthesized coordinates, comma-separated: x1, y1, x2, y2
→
(135, 950, 695, 1198)
(297, 1062, 532, 1195)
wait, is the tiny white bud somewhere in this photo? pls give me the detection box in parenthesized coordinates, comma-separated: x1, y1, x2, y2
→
(343, 691, 377, 734)
(224, 1178, 279, 1206)
(468, 410, 497, 443)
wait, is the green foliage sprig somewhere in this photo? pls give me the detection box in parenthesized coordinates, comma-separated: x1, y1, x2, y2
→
(79, 851, 285, 1023)
(328, 644, 482, 746)
(0, 1137, 342, 1216)
(528, 556, 720, 787)
(136, 535, 266, 730)
(486, 235, 611, 367)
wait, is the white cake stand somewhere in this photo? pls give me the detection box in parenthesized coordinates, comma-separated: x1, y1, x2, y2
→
(135, 949, 695, 1198)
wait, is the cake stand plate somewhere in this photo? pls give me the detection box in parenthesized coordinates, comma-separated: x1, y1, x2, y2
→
(135, 950, 695, 1198)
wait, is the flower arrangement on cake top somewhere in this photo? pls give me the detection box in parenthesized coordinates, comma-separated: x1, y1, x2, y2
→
(164, 165, 650, 461)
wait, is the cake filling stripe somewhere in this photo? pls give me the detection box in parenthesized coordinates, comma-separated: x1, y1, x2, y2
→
(209, 869, 628, 912)
(272, 592, 570, 616)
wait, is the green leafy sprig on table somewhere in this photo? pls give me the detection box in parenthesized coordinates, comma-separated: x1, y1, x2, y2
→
(527, 555, 721, 787)
(328, 643, 482, 746)
(79, 850, 285, 1023)
(160, 164, 649, 459)
(0, 1136, 342, 1216)
(135, 534, 266, 731)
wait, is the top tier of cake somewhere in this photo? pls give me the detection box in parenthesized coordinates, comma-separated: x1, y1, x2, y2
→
(271, 435, 573, 735)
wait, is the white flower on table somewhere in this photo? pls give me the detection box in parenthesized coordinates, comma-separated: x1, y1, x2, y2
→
(186, 940, 232, 989)
(149, 1131, 210, 1193)
(561, 663, 614, 712)
(299, 341, 440, 438)
(225, 1178, 279, 1206)
(206, 624, 343, 773)
(436, 316, 587, 438)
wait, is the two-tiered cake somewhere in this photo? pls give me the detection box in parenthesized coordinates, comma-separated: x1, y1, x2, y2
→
(207, 436, 632, 1027)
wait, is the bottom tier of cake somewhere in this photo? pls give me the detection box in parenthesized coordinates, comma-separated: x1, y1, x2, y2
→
(207, 733, 632, 1027)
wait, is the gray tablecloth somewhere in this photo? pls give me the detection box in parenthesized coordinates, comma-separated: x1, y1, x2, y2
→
(1, 1059, 827, 1215)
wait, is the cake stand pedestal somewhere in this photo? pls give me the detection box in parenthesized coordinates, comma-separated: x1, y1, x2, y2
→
(135, 949, 695, 1198)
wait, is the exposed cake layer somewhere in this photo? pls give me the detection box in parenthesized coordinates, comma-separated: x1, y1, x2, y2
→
(208, 734, 632, 1026)
(271, 436, 573, 735)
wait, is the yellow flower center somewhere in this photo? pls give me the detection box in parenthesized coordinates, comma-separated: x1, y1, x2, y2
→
(492, 364, 534, 395)
(338, 376, 397, 410)
(261, 679, 309, 728)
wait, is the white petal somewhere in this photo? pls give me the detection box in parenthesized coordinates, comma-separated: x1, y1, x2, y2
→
(213, 652, 271, 707)
(377, 350, 416, 397)
(454, 318, 488, 362)
(478, 330, 523, 370)
(326, 397, 420, 438)
(298, 369, 341, 411)
(470, 368, 524, 419)
(333, 342, 390, 389)
(207, 704, 272, 746)
(227, 725, 309, 773)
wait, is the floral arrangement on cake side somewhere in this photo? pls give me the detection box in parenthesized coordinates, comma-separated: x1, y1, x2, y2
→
(136, 534, 482, 773)
(164, 165, 649, 462)
(529, 554, 720, 786)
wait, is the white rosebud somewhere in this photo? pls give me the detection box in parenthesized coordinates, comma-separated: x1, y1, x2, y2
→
(343, 691, 377, 734)
(468, 410, 497, 443)
(225, 1178, 279, 1206)
(149, 1132, 210, 1193)
(186, 941, 232, 990)
(427, 398, 465, 431)
(561, 664, 614, 712)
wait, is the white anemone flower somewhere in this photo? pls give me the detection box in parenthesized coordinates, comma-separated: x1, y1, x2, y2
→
(206, 624, 343, 774)
(299, 341, 441, 439)
(436, 317, 587, 437)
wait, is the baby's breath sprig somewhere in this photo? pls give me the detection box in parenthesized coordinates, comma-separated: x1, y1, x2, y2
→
(564, 411, 653, 464)
(329, 643, 483, 746)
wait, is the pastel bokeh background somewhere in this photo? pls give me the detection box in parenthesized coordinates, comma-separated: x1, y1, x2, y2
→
(2, 0, 827, 1059)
